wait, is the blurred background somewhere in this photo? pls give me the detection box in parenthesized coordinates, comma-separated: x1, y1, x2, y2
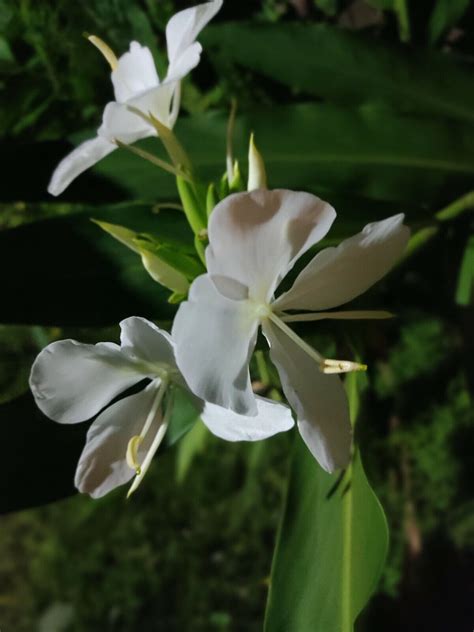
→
(0, 0, 473, 630)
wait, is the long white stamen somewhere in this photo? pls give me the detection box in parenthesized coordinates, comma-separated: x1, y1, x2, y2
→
(280, 310, 394, 323)
(127, 389, 174, 498)
(126, 379, 168, 474)
(268, 313, 367, 374)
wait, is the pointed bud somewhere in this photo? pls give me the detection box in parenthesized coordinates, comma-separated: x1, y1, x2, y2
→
(248, 133, 267, 191)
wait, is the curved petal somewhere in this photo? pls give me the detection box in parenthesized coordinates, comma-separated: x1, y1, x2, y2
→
(166, 0, 223, 81)
(201, 396, 294, 442)
(75, 382, 163, 498)
(275, 214, 410, 312)
(48, 136, 115, 196)
(206, 189, 336, 303)
(172, 275, 259, 416)
(30, 340, 143, 424)
(98, 101, 155, 145)
(120, 317, 176, 369)
(99, 83, 176, 143)
(112, 42, 160, 103)
(262, 320, 351, 472)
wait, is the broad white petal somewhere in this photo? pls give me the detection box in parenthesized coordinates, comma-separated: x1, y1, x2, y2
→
(99, 83, 176, 143)
(30, 340, 144, 424)
(263, 320, 351, 472)
(172, 275, 259, 416)
(120, 317, 176, 369)
(75, 382, 163, 498)
(47, 136, 115, 196)
(275, 214, 410, 312)
(112, 42, 160, 103)
(166, 0, 223, 81)
(206, 190, 336, 303)
(98, 101, 155, 145)
(201, 396, 294, 442)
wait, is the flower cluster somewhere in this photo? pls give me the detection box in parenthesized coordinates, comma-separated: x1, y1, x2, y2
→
(30, 0, 410, 498)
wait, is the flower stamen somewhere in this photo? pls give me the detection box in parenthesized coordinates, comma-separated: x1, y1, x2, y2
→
(127, 388, 174, 498)
(86, 35, 118, 71)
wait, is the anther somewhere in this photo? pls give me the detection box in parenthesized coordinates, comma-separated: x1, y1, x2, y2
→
(320, 359, 368, 374)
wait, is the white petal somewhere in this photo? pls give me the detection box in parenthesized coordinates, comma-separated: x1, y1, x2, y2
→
(112, 42, 160, 103)
(201, 396, 294, 442)
(172, 275, 259, 416)
(47, 136, 115, 196)
(29, 340, 144, 424)
(206, 190, 336, 303)
(262, 320, 351, 472)
(120, 317, 176, 369)
(75, 382, 163, 498)
(99, 83, 176, 143)
(166, 0, 223, 81)
(275, 214, 410, 312)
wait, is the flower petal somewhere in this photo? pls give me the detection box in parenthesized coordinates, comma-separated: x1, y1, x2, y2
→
(166, 0, 223, 81)
(75, 382, 163, 498)
(30, 340, 143, 424)
(201, 396, 294, 442)
(47, 136, 115, 196)
(112, 42, 160, 103)
(120, 317, 176, 369)
(172, 275, 259, 415)
(275, 214, 410, 312)
(99, 83, 176, 143)
(206, 190, 336, 303)
(262, 320, 351, 472)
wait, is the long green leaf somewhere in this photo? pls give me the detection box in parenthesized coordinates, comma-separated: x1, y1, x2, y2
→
(203, 22, 474, 122)
(0, 384, 199, 514)
(93, 105, 474, 205)
(265, 437, 388, 631)
(0, 203, 190, 326)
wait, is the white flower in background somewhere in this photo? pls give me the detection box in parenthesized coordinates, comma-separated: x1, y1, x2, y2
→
(29, 316, 293, 498)
(172, 189, 410, 472)
(48, 0, 223, 196)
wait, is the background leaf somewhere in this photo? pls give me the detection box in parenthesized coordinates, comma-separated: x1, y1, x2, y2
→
(264, 436, 389, 632)
(203, 22, 474, 122)
(0, 203, 190, 326)
(428, 0, 471, 44)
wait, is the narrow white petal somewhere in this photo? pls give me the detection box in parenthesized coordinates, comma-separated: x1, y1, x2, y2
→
(29, 340, 145, 424)
(112, 41, 160, 103)
(48, 136, 115, 196)
(201, 396, 294, 442)
(172, 275, 259, 416)
(206, 189, 336, 303)
(119, 317, 176, 369)
(275, 214, 410, 312)
(75, 382, 163, 498)
(166, 0, 223, 81)
(262, 320, 352, 472)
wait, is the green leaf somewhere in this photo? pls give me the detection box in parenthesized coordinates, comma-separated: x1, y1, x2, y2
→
(0, 383, 200, 514)
(265, 436, 388, 632)
(93, 105, 474, 205)
(0, 391, 88, 514)
(313, 0, 339, 17)
(0, 203, 191, 326)
(455, 235, 474, 306)
(428, 0, 470, 44)
(203, 22, 474, 122)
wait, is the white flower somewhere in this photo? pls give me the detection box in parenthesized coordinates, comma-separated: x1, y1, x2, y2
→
(172, 189, 410, 472)
(29, 316, 293, 498)
(48, 0, 223, 196)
